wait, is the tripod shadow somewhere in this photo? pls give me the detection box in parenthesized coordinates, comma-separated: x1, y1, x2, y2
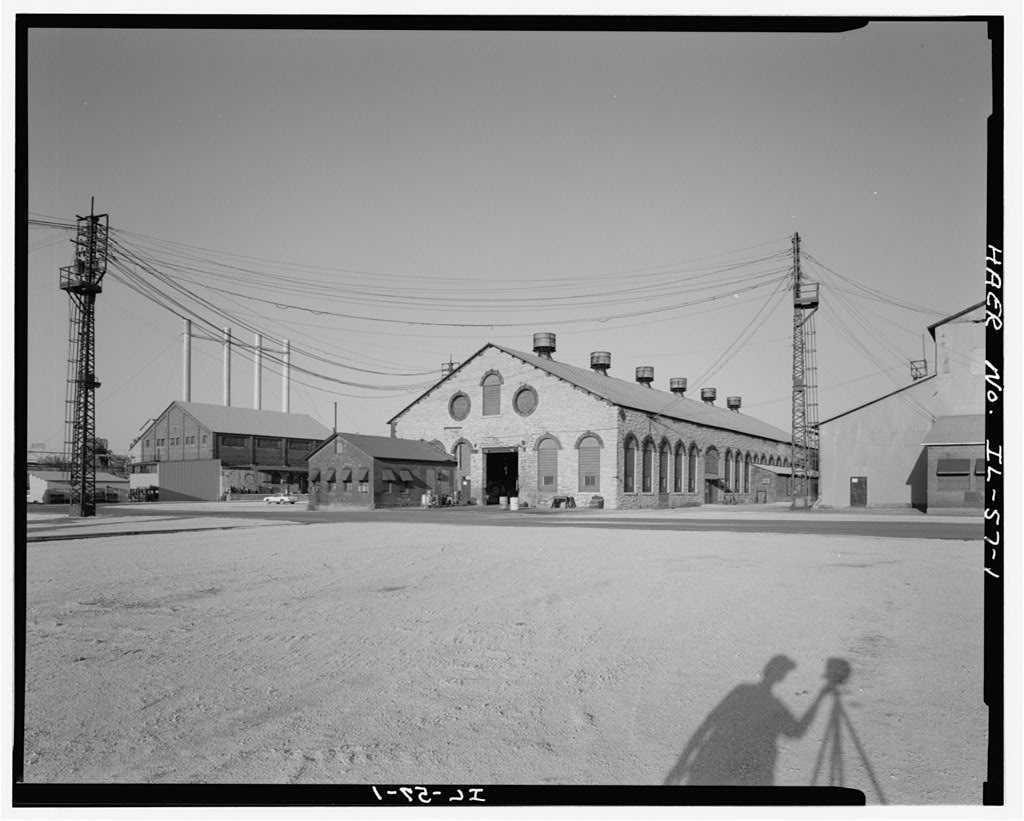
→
(811, 658, 887, 804)
(664, 654, 829, 787)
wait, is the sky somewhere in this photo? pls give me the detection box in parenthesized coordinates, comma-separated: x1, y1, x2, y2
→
(21, 18, 997, 453)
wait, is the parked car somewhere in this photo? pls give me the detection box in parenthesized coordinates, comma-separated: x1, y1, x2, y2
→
(263, 493, 296, 505)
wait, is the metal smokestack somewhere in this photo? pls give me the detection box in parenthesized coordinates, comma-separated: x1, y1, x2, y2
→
(254, 333, 262, 410)
(182, 319, 191, 402)
(282, 339, 290, 412)
(222, 327, 231, 406)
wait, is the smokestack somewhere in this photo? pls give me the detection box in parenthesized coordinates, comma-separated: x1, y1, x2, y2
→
(635, 366, 654, 387)
(590, 351, 611, 375)
(254, 333, 262, 410)
(669, 377, 687, 396)
(727, 396, 742, 412)
(222, 327, 231, 406)
(701, 387, 717, 405)
(182, 319, 191, 402)
(282, 339, 290, 413)
(533, 332, 556, 360)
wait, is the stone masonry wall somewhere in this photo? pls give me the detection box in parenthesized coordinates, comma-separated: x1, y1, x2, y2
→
(393, 347, 620, 509)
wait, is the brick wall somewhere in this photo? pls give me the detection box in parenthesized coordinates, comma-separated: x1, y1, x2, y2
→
(926, 444, 984, 510)
(140, 406, 213, 464)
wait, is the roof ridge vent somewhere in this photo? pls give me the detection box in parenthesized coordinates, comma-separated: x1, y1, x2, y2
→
(727, 396, 742, 412)
(635, 366, 654, 387)
(701, 387, 717, 404)
(669, 377, 688, 396)
(590, 351, 611, 375)
(533, 332, 556, 360)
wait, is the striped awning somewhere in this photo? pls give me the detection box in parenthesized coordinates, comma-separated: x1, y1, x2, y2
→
(381, 468, 398, 482)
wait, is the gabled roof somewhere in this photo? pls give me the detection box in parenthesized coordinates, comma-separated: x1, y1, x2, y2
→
(389, 343, 791, 444)
(310, 432, 456, 463)
(151, 401, 332, 441)
(927, 301, 985, 339)
(921, 414, 985, 446)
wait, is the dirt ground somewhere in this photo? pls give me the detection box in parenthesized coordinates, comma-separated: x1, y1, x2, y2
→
(21, 521, 986, 803)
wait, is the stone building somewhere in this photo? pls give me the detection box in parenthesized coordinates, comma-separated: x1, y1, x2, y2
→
(388, 333, 792, 510)
(307, 432, 457, 509)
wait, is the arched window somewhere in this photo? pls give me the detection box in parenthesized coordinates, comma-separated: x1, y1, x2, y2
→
(658, 440, 669, 493)
(735, 452, 743, 493)
(577, 434, 601, 491)
(705, 447, 719, 479)
(688, 444, 697, 492)
(724, 449, 732, 490)
(623, 436, 637, 493)
(481, 371, 503, 416)
(537, 437, 559, 492)
(642, 439, 654, 493)
(673, 443, 684, 493)
(744, 453, 751, 493)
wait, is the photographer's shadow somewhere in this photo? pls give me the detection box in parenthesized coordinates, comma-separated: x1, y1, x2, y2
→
(664, 654, 831, 787)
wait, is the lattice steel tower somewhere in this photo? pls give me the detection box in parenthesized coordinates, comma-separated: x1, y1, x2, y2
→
(790, 232, 820, 508)
(60, 200, 109, 517)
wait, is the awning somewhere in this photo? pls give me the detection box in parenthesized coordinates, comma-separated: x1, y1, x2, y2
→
(324, 468, 336, 483)
(398, 469, 414, 482)
(381, 468, 398, 482)
(309, 469, 321, 482)
(936, 458, 971, 476)
(338, 467, 351, 482)
(356, 467, 369, 482)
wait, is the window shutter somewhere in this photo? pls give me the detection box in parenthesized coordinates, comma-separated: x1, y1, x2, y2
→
(482, 374, 501, 415)
(537, 440, 558, 491)
(578, 437, 600, 491)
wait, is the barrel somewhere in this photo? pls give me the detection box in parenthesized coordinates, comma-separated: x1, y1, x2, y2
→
(510, 497, 520, 511)
(499, 496, 508, 509)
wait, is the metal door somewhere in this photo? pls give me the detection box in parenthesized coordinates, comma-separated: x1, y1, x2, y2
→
(850, 476, 867, 507)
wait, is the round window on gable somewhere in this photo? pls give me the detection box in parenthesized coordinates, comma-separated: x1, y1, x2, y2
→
(449, 391, 471, 421)
(513, 385, 539, 416)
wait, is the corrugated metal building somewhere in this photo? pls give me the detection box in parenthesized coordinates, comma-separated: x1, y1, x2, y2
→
(307, 433, 457, 509)
(388, 334, 794, 510)
(132, 401, 331, 498)
(818, 303, 985, 511)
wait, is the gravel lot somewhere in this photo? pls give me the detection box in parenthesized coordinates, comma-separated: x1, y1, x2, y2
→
(22, 521, 986, 803)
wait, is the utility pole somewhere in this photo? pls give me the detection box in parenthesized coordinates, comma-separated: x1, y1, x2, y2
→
(790, 232, 820, 509)
(60, 199, 109, 517)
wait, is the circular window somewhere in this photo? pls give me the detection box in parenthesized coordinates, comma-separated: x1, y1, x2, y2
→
(449, 392, 471, 421)
(513, 386, 538, 416)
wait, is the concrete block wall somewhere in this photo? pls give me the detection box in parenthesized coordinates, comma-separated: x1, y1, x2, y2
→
(394, 347, 620, 509)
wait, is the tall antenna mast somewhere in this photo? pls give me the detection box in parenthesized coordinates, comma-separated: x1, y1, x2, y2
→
(60, 199, 109, 517)
(790, 232, 820, 509)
